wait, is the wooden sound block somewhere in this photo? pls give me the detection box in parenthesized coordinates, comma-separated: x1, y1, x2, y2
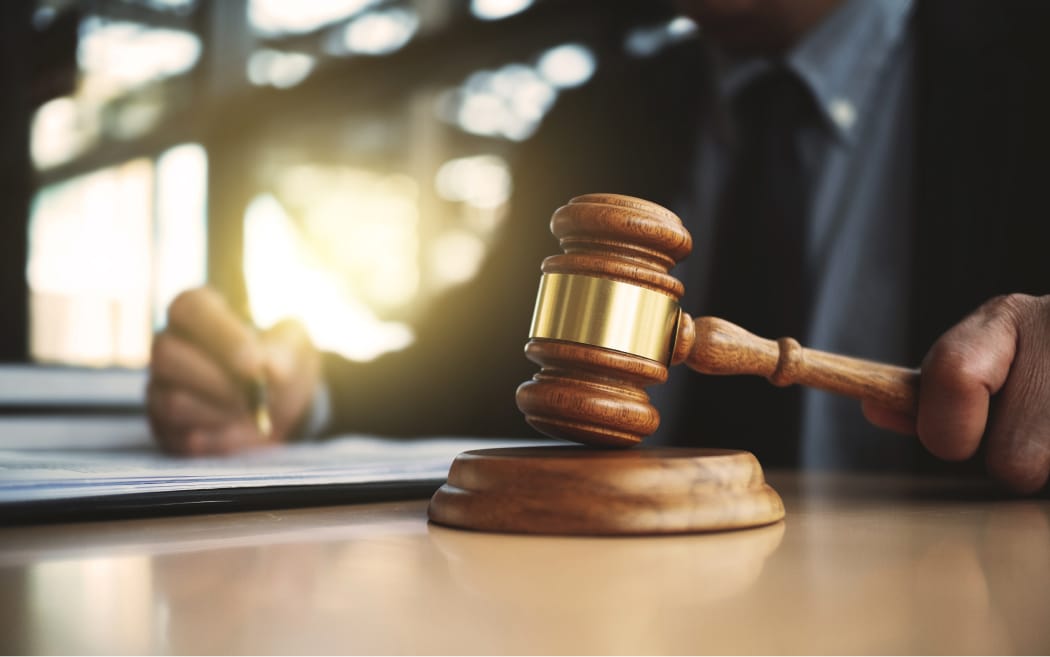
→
(428, 446, 784, 535)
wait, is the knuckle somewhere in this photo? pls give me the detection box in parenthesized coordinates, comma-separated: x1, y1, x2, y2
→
(153, 386, 189, 421)
(981, 293, 1038, 325)
(167, 287, 217, 326)
(985, 292, 1032, 311)
(922, 341, 985, 390)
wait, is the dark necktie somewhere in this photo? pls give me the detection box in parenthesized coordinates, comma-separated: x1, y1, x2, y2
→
(677, 66, 819, 466)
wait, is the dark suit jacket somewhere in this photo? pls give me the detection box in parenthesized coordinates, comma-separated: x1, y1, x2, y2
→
(321, 0, 1050, 473)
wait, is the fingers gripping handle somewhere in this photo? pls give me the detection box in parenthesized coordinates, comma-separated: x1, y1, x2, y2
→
(672, 315, 919, 415)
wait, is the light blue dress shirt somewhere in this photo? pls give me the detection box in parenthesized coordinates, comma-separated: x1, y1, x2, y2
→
(664, 0, 918, 469)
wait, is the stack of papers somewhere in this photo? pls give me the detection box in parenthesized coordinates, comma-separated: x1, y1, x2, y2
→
(0, 436, 547, 523)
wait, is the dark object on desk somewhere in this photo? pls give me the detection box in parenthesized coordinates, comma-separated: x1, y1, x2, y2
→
(0, 479, 443, 526)
(516, 193, 920, 448)
(428, 446, 783, 535)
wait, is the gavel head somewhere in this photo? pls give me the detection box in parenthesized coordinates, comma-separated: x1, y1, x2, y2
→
(515, 193, 693, 447)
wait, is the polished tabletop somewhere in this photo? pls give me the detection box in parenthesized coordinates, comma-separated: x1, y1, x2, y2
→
(1, 471, 1047, 655)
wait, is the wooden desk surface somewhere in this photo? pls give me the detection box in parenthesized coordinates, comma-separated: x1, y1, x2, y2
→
(1, 471, 1047, 654)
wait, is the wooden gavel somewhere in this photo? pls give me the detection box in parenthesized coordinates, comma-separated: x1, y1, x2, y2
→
(516, 193, 921, 447)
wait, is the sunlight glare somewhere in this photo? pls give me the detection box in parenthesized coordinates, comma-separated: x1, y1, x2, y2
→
(244, 194, 415, 362)
(28, 558, 154, 654)
(249, 0, 378, 36)
(447, 63, 556, 141)
(341, 8, 419, 55)
(471, 0, 533, 21)
(536, 43, 596, 89)
(434, 155, 511, 210)
(247, 49, 316, 88)
(429, 230, 486, 286)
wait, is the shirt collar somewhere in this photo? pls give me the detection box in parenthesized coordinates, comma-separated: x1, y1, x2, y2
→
(717, 0, 913, 144)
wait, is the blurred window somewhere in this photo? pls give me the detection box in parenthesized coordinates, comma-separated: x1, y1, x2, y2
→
(27, 144, 207, 367)
(470, 0, 533, 21)
(154, 144, 208, 328)
(28, 160, 155, 367)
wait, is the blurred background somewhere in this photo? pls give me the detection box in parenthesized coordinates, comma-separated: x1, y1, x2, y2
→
(1, 0, 707, 441)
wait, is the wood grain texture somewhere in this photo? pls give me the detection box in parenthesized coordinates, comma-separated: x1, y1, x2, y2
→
(515, 340, 665, 447)
(676, 315, 920, 414)
(428, 446, 785, 535)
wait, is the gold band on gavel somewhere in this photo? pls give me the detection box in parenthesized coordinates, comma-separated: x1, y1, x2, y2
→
(528, 273, 680, 364)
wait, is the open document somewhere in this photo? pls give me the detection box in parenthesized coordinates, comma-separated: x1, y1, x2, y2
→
(0, 435, 549, 523)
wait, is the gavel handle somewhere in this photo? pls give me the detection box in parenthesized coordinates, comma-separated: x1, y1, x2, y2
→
(675, 315, 919, 415)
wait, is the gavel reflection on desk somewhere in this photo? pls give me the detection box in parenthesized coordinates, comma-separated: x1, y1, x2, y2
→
(516, 192, 921, 448)
(429, 193, 921, 536)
